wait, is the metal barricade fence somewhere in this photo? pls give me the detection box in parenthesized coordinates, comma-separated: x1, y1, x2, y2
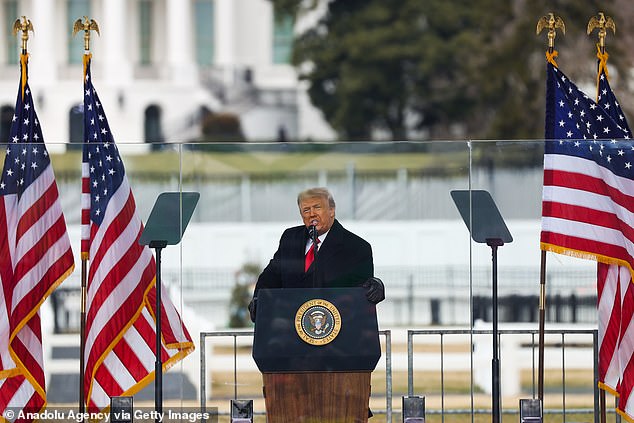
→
(407, 328, 601, 423)
(199, 330, 393, 421)
(199, 328, 602, 422)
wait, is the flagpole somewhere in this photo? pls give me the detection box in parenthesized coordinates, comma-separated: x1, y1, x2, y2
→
(588, 13, 616, 423)
(73, 16, 100, 414)
(536, 12, 565, 405)
(80, 258, 87, 413)
(4, 16, 76, 420)
(538, 251, 546, 401)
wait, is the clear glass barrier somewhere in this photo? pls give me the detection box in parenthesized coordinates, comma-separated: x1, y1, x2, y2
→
(1, 139, 596, 421)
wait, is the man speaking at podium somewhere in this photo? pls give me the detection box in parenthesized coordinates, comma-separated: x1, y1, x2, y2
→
(249, 187, 384, 322)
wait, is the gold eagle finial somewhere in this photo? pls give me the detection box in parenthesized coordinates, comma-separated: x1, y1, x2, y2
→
(536, 13, 565, 50)
(12, 16, 34, 53)
(587, 12, 615, 51)
(72, 16, 100, 52)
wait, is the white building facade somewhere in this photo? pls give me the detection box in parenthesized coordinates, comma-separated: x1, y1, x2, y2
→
(0, 0, 335, 150)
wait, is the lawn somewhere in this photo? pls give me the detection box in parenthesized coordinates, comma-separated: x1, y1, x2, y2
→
(47, 147, 469, 178)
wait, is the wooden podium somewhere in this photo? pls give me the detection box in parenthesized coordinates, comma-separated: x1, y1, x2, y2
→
(262, 372, 371, 423)
(252, 287, 381, 423)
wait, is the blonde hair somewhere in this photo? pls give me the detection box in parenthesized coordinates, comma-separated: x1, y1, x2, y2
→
(297, 187, 336, 208)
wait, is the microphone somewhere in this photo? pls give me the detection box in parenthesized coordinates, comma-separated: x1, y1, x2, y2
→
(308, 224, 317, 241)
(308, 220, 318, 246)
(308, 222, 318, 259)
(307, 223, 319, 287)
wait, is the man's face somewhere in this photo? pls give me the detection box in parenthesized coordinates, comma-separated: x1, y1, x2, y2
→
(299, 196, 335, 235)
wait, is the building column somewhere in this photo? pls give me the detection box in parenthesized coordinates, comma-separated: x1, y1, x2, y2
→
(166, 0, 197, 85)
(101, 0, 133, 85)
(29, 0, 56, 85)
(214, 0, 234, 66)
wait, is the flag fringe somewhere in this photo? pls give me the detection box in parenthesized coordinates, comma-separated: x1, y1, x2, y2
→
(0, 368, 20, 379)
(540, 242, 634, 279)
(94, 347, 194, 416)
(7, 262, 75, 400)
(143, 294, 194, 350)
(617, 408, 634, 423)
(0, 400, 47, 423)
(599, 381, 620, 397)
(84, 276, 195, 409)
(9, 263, 75, 350)
(84, 278, 155, 408)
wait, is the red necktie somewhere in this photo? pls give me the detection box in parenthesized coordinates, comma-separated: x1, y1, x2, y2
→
(305, 239, 319, 272)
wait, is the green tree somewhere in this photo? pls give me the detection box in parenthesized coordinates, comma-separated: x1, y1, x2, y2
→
(291, 0, 429, 140)
(228, 263, 260, 328)
(270, 0, 623, 141)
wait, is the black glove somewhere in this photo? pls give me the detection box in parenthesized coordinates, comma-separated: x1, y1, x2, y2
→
(248, 297, 257, 323)
(362, 277, 385, 304)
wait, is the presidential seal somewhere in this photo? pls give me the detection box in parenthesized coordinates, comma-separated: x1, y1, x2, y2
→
(294, 299, 341, 345)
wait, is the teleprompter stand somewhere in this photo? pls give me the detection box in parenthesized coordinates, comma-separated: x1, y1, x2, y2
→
(139, 192, 199, 422)
(451, 190, 513, 423)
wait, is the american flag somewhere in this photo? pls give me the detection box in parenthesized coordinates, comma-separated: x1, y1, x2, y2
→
(0, 55, 74, 420)
(595, 56, 634, 419)
(596, 263, 622, 394)
(541, 59, 634, 420)
(596, 60, 630, 395)
(80, 56, 194, 412)
(541, 61, 632, 260)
